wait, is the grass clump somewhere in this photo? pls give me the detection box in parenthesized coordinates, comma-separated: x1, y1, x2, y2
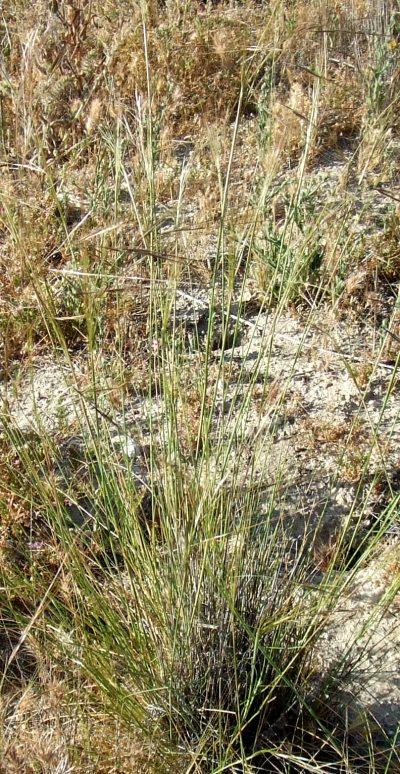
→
(2, 328, 399, 771)
(1, 0, 400, 771)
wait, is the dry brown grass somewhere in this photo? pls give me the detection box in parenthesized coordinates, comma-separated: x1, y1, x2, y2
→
(1, 675, 157, 773)
(1, 0, 398, 332)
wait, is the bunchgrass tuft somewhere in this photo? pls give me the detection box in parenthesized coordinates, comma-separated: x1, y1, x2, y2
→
(1, 1, 400, 771)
